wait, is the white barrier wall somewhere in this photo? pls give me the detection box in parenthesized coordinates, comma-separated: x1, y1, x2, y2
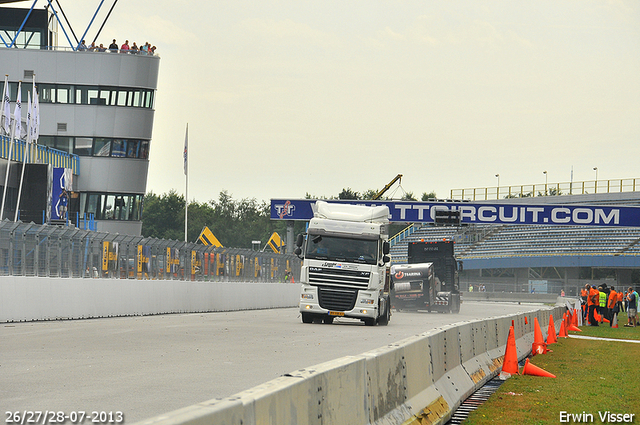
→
(134, 306, 565, 425)
(0, 277, 301, 322)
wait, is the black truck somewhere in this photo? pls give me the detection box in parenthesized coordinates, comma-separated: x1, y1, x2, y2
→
(393, 240, 462, 313)
(391, 262, 437, 311)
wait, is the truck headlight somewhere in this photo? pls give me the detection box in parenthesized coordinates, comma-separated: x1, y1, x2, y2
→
(360, 299, 375, 305)
(301, 294, 314, 300)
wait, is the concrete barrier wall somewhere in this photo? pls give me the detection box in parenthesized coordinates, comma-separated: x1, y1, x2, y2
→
(135, 306, 565, 425)
(0, 277, 301, 322)
(462, 291, 560, 304)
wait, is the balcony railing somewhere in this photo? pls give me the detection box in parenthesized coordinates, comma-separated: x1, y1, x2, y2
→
(0, 135, 79, 174)
(450, 179, 640, 201)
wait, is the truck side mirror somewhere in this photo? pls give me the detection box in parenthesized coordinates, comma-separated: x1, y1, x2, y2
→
(383, 255, 390, 264)
(383, 241, 390, 255)
(295, 234, 304, 248)
(294, 247, 302, 257)
(458, 260, 463, 271)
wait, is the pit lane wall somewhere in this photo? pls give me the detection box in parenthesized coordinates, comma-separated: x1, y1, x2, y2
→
(135, 306, 564, 425)
(0, 277, 300, 322)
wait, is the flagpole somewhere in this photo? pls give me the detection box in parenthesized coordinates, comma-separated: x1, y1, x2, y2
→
(0, 75, 11, 221)
(1, 80, 21, 221)
(14, 90, 31, 221)
(0, 119, 16, 220)
(184, 123, 188, 242)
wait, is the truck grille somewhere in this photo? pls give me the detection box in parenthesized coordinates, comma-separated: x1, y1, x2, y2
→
(318, 287, 358, 311)
(308, 267, 371, 290)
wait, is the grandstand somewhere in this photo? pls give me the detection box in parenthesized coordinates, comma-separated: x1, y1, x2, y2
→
(389, 190, 640, 295)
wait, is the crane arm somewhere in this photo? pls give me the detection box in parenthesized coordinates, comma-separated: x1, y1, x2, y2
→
(373, 174, 402, 200)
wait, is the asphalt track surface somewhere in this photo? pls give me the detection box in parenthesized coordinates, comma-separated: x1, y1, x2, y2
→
(1, 302, 544, 423)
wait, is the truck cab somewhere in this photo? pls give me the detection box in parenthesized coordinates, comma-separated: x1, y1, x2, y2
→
(406, 240, 462, 313)
(296, 201, 391, 326)
(390, 262, 436, 311)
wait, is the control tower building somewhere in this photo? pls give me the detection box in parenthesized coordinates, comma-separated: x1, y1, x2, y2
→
(0, 1, 159, 235)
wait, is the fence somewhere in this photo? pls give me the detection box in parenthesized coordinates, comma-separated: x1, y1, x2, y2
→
(0, 220, 301, 282)
(450, 177, 640, 200)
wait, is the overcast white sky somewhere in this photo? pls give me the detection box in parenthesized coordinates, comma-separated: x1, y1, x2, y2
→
(45, 1, 640, 202)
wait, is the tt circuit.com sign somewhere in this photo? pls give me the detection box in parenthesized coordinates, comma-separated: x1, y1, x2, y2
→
(270, 199, 640, 227)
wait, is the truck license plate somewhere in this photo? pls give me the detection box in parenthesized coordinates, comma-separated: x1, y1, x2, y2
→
(329, 311, 344, 316)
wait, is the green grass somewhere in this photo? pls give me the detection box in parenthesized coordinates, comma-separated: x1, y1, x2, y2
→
(464, 314, 640, 424)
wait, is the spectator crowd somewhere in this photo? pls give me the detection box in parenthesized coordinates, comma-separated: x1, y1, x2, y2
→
(78, 39, 156, 55)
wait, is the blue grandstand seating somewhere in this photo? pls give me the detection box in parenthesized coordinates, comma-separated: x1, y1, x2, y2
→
(390, 223, 640, 264)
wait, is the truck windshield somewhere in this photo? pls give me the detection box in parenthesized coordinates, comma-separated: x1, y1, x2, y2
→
(305, 234, 378, 265)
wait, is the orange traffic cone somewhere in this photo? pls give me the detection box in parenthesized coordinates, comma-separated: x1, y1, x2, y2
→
(558, 320, 568, 338)
(572, 309, 579, 327)
(568, 323, 582, 332)
(594, 310, 602, 323)
(612, 314, 618, 328)
(522, 358, 556, 378)
(502, 325, 519, 375)
(547, 316, 557, 344)
(532, 317, 548, 355)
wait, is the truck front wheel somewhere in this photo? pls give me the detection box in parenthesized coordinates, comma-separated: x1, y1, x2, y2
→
(378, 297, 390, 326)
(363, 317, 376, 326)
(301, 312, 313, 324)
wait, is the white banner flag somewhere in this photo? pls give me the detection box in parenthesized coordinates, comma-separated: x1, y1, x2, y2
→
(27, 91, 32, 143)
(13, 81, 22, 137)
(183, 123, 188, 176)
(1, 76, 10, 136)
(33, 77, 39, 143)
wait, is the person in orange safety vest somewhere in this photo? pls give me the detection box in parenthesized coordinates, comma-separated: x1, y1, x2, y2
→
(587, 284, 599, 326)
(608, 286, 618, 327)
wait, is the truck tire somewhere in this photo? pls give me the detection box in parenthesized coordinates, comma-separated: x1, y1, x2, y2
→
(378, 298, 390, 326)
(301, 313, 313, 324)
(322, 316, 335, 324)
(363, 317, 376, 326)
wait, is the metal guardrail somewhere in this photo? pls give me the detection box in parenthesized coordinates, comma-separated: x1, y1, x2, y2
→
(0, 220, 300, 281)
(451, 178, 640, 200)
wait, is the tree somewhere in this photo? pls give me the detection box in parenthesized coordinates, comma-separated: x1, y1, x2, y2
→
(338, 187, 360, 200)
(421, 191, 437, 201)
(401, 192, 417, 201)
(141, 190, 186, 241)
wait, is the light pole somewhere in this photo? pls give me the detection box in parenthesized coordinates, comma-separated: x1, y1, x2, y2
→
(593, 167, 598, 193)
(543, 171, 548, 195)
(495, 174, 500, 199)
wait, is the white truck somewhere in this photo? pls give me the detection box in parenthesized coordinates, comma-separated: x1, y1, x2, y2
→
(294, 201, 392, 326)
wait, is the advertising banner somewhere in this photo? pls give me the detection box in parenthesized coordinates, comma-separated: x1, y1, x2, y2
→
(270, 199, 640, 227)
(51, 167, 72, 221)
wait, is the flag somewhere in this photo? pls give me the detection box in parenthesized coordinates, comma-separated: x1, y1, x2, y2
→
(2, 75, 10, 136)
(30, 75, 37, 143)
(27, 92, 32, 143)
(183, 123, 188, 175)
(13, 81, 21, 134)
(33, 80, 39, 143)
(266, 232, 283, 253)
(198, 226, 223, 247)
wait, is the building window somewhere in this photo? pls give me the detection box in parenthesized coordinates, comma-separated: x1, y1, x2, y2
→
(74, 137, 93, 156)
(38, 136, 72, 153)
(111, 139, 126, 157)
(81, 192, 144, 221)
(5, 81, 155, 109)
(94, 138, 111, 156)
